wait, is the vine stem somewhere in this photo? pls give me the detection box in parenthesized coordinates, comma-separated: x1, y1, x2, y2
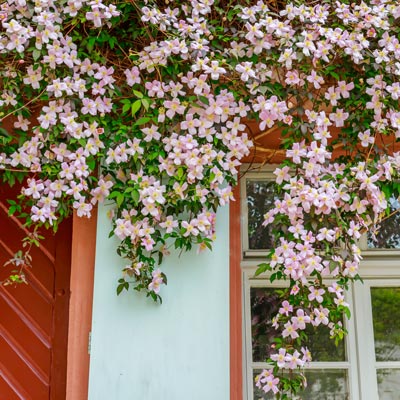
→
(0, 88, 46, 122)
(0, 167, 31, 173)
(380, 206, 400, 223)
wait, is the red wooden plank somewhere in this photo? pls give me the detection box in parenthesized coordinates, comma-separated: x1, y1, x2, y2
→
(0, 183, 72, 400)
(0, 361, 31, 400)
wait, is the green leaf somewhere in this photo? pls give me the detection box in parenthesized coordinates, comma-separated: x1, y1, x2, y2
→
(109, 37, 116, 49)
(329, 71, 340, 80)
(198, 95, 209, 105)
(0, 127, 11, 137)
(135, 117, 151, 125)
(255, 263, 271, 276)
(131, 189, 139, 205)
(116, 192, 124, 207)
(133, 90, 143, 99)
(117, 282, 126, 295)
(87, 158, 96, 171)
(131, 100, 141, 116)
(141, 98, 150, 111)
(32, 49, 41, 61)
(86, 38, 94, 53)
(122, 102, 131, 114)
(176, 167, 184, 179)
(108, 191, 121, 199)
(8, 205, 17, 216)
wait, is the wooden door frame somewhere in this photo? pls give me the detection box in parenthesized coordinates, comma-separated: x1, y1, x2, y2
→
(230, 184, 243, 400)
(65, 210, 97, 400)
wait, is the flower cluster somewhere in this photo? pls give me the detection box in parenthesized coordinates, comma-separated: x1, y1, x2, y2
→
(0, 0, 254, 302)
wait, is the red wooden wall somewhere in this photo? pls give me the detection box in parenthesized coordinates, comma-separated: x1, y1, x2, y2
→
(0, 184, 72, 400)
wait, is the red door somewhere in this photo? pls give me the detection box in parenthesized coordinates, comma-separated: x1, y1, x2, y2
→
(0, 184, 72, 400)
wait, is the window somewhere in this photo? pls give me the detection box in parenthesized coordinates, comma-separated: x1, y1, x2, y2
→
(241, 170, 276, 254)
(241, 169, 400, 400)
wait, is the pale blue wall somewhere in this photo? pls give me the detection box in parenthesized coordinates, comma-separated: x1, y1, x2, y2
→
(88, 204, 230, 400)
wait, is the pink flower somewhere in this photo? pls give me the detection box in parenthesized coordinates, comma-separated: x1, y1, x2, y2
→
(329, 109, 349, 127)
(324, 86, 339, 106)
(182, 220, 199, 237)
(308, 286, 325, 303)
(141, 236, 155, 251)
(284, 350, 305, 369)
(292, 309, 311, 330)
(148, 269, 163, 293)
(204, 60, 226, 80)
(271, 348, 287, 368)
(279, 300, 293, 316)
(124, 67, 141, 86)
(307, 70, 324, 89)
(336, 81, 354, 98)
(73, 199, 93, 218)
(274, 166, 290, 185)
(164, 98, 185, 119)
(358, 129, 374, 147)
(235, 62, 256, 82)
(160, 216, 178, 233)
(313, 307, 329, 326)
(282, 322, 299, 339)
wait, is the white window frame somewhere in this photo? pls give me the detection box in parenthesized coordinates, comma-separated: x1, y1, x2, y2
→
(240, 167, 400, 400)
(354, 277, 400, 400)
(243, 268, 360, 400)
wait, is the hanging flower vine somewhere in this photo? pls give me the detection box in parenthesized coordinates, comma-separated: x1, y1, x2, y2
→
(2, 0, 400, 397)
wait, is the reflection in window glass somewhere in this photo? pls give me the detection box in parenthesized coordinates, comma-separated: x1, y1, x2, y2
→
(253, 370, 349, 400)
(377, 369, 400, 400)
(251, 287, 281, 362)
(250, 288, 345, 363)
(303, 322, 346, 362)
(246, 180, 276, 249)
(368, 195, 400, 249)
(371, 287, 400, 361)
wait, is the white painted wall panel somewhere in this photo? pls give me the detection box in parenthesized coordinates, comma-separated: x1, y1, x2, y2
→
(88, 204, 230, 400)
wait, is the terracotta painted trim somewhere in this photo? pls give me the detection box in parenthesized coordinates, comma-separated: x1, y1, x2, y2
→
(66, 210, 98, 400)
(230, 184, 243, 400)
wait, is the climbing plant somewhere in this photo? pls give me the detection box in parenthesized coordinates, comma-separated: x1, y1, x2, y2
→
(2, 0, 400, 397)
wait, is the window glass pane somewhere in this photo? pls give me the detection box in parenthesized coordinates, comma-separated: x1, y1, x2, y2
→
(377, 369, 400, 399)
(371, 287, 400, 361)
(368, 195, 400, 249)
(303, 323, 346, 362)
(251, 287, 281, 362)
(246, 180, 275, 249)
(253, 369, 349, 400)
(251, 288, 345, 362)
